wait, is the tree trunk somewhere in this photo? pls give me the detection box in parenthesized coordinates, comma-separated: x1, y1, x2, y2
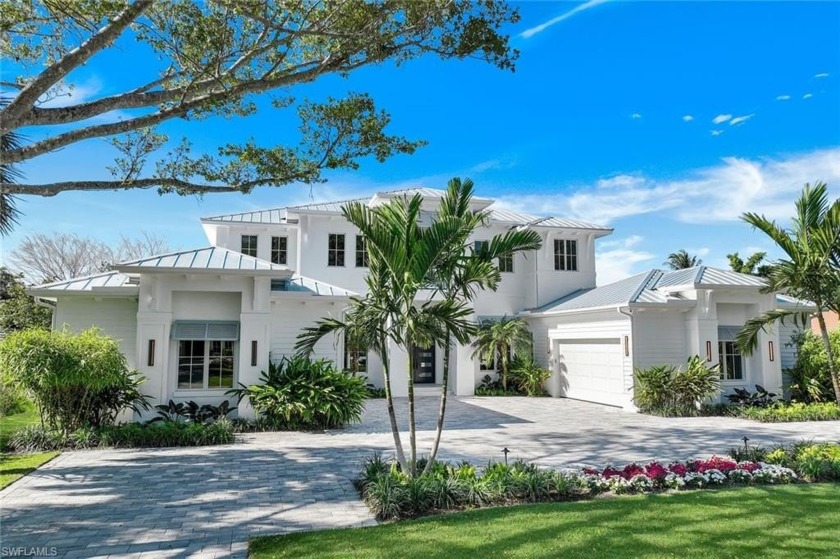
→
(424, 329, 450, 475)
(500, 342, 509, 390)
(380, 339, 409, 472)
(815, 311, 840, 405)
(407, 346, 417, 476)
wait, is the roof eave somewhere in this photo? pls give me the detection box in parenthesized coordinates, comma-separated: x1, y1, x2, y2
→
(114, 266, 294, 277)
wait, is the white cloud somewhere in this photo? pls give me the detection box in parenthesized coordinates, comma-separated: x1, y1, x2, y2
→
(776, 95, 791, 101)
(520, 0, 611, 39)
(470, 157, 517, 173)
(492, 147, 840, 225)
(38, 77, 102, 108)
(631, 112, 642, 119)
(729, 114, 754, 126)
(682, 115, 694, 122)
(595, 248, 655, 285)
(596, 175, 645, 189)
(803, 93, 813, 99)
(599, 234, 645, 250)
(710, 130, 724, 136)
(712, 114, 732, 124)
(815, 72, 829, 78)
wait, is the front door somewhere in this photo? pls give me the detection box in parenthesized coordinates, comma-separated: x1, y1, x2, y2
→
(412, 344, 436, 384)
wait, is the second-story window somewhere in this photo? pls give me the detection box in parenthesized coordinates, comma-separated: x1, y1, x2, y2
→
(355, 235, 369, 268)
(498, 253, 514, 273)
(554, 239, 577, 271)
(474, 240, 488, 253)
(328, 234, 345, 266)
(241, 235, 258, 257)
(271, 236, 287, 265)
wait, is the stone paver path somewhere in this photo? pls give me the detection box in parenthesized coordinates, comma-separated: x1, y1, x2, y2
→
(2, 397, 839, 558)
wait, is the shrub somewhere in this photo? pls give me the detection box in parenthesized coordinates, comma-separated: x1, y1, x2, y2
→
(0, 328, 150, 433)
(0, 381, 29, 417)
(735, 402, 840, 422)
(634, 356, 720, 416)
(228, 355, 367, 429)
(6, 420, 235, 452)
(764, 442, 840, 482)
(725, 385, 777, 407)
(150, 399, 236, 424)
(784, 330, 838, 403)
(508, 357, 551, 396)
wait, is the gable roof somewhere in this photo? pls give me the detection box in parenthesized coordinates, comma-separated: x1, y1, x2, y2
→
(27, 270, 136, 296)
(526, 266, 770, 315)
(115, 247, 292, 275)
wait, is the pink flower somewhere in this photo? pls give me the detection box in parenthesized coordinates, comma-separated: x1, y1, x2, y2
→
(669, 463, 688, 476)
(622, 463, 646, 479)
(645, 462, 668, 480)
(739, 462, 761, 473)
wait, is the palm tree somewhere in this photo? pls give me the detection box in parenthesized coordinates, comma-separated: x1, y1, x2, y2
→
(422, 178, 541, 473)
(472, 316, 533, 390)
(736, 182, 840, 405)
(0, 98, 23, 236)
(727, 251, 772, 278)
(664, 249, 701, 270)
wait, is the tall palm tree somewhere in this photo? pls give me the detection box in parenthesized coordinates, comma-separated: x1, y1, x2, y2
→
(422, 178, 541, 473)
(472, 316, 533, 391)
(737, 182, 840, 405)
(664, 249, 702, 270)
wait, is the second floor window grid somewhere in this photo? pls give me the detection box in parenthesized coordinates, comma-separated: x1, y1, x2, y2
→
(328, 234, 345, 267)
(554, 239, 578, 271)
(355, 236, 369, 268)
(271, 236, 287, 265)
(498, 252, 514, 273)
(241, 235, 258, 257)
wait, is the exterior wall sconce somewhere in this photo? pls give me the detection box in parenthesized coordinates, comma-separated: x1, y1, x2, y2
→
(251, 340, 258, 367)
(147, 339, 155, 367)
(624, 335, 630, 357)
(705, 341, 712, 362)
(769, 341, 775, 362)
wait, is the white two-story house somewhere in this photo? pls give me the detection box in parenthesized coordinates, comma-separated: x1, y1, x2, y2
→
(29, 187, 803, 415)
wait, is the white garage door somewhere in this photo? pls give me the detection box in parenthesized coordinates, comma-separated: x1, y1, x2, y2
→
(556, 338, 626, 407)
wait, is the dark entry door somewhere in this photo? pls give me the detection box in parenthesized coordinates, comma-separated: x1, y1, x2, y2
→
(412, 344, 435, 384)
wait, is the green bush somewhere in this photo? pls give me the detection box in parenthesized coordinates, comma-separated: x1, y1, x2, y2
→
(784, 330, 838, 403)
(0, 328, 150, 433)
(634, 356, 720, 416)
(508, 357, 551, 396)
(0, 381, 29, 417)
(764, 442, 840, 482)
(6, 419, 235, 452)
(228, 355, 367, 429)
(735, 401, 840, 422)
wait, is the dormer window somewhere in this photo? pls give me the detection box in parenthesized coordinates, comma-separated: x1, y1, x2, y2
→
(554, 239, 577, 271)
(241, 235, 258, 257)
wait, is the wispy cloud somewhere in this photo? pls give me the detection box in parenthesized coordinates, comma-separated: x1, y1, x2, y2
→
(776, 94, 791, 101)
(520, 0, 611, 39)
(682, 115, 694, 122)
(729, 114, 754, 126)
(595, 247, 655, 285)
(492, 147, 840, 225)
(710, 130, 724, 136)
(815, 72, 829, 78)
(470, 157, 518, 174)
(38, 77, 102, 108)
(631, 112, 642, 119)
(803, 93, 813, 99)
(712, 114, 732, 124)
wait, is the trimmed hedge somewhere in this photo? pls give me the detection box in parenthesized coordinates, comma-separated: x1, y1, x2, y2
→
(735, 402, 840, 422)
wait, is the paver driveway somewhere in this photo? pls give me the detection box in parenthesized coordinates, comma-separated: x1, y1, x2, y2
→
(2, 397, 839, 558)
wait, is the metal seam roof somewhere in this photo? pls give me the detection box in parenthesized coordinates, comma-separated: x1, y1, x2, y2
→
(116, 246, 290, 272)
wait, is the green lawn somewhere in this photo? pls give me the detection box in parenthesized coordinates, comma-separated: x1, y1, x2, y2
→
(251, 484, 840, 558)
(0, 407, 40, 450)
(0, 451, 58, 490)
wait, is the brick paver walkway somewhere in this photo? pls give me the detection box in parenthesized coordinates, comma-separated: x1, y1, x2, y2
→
(2, 397, 838, 558)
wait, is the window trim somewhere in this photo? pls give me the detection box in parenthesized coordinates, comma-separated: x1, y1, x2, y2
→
(176, 339, 237, 390)
(241, 234, 258, 258)
(554, 239, 578, 272)
(355, 235, 369, 268)
(328, 233, 346, 267)
(271, 236, 288, 265)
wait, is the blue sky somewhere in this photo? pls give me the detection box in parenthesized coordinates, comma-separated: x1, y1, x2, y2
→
(3, 0, 839, 284)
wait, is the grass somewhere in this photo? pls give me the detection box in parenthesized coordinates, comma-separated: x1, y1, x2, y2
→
(0, 407, 40, 450)
(251, 484, 840, 558)
(0, 451, 58, 490)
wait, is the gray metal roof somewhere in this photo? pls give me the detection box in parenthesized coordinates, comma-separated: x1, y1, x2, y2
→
(116, 247, 291, 274)
(201, 189, 611, 232)
(202, 208, 290, 224)
(527, 266, 769, 315)
(28, 271, 135, 294)
(657, 266, 767, 289)
(283, 275, 358, 297)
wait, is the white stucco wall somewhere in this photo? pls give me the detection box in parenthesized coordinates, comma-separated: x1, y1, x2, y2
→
(53, 297, 139, 369)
